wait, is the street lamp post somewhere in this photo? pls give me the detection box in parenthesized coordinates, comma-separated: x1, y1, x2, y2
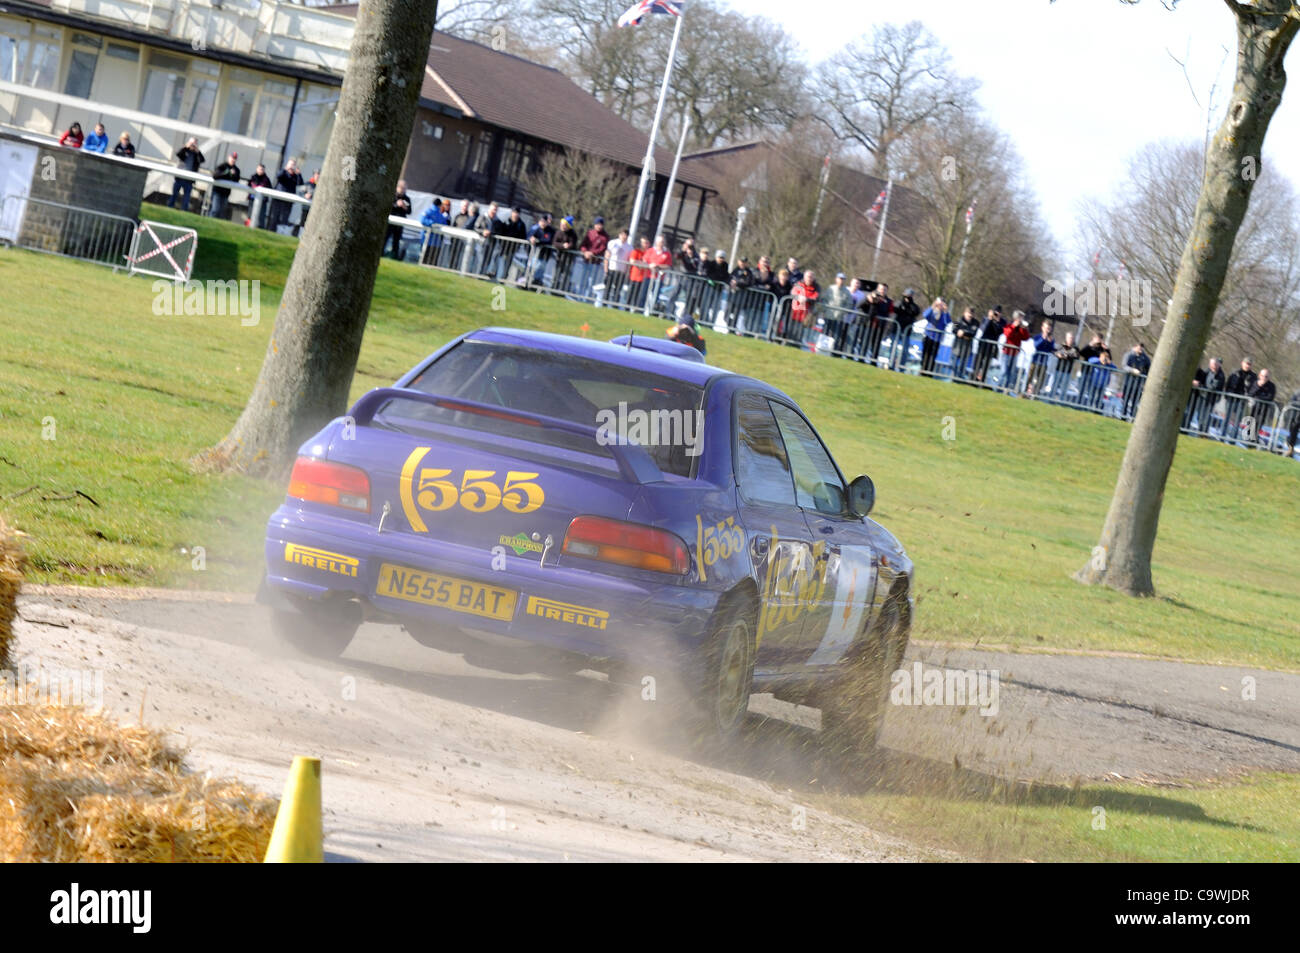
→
(729, 205, 748, 267)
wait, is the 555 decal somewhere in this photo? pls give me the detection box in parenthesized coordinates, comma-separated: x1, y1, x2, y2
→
(399, 447, 544, 532)
(694, 514, 744, 581)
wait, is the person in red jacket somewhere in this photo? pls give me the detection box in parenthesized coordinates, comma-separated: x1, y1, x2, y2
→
(627, 236, 651, 309)
(58, 122, 84, 148)
(641, 234, 673, 315)
(787, 270, 821, 346)
(1000, 309, 1032, 392)
(576, 217, 609, 298)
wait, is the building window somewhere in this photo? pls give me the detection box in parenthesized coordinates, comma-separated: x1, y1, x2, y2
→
(187, 63, 219, 127)
(251, 78, 294, 144)
(105, 43, 138, 63)
(21, 29, 62, 89)
(469, 130, 493, 175)
(220, 84, 257, 135)
(64, 48, 97, 100)
(140, 52, 190, 120)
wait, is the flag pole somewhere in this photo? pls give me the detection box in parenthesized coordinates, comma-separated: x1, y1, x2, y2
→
(953, 206, 973, 291)
(654, 113, 691, 241)
(628, 9, 684, 248)
(871, 175, 893, 277)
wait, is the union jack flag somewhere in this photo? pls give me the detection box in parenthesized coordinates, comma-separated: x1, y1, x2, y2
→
(865, 188, 888, 223)
(618, 0, 683, 27)
(964, 198, 977, 229)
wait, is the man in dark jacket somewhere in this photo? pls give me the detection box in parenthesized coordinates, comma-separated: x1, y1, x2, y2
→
(382, 179, 413, 259)
(1246, 368, 1277, 437)
(548, 215, 580, 292)
(1224, 357, 1257, 441)
(486, 207, 525, 280)
(208, 152, 240, 220)
(1079, 333, 1105, 363)
(268, 159, 303, 232)
(1187, 356, 1225, 433)
(950, 307, 980, 380)
(727, 256, 756, 333)
(168, 138, 204, 212)
(1121, 342, 1151, 418)
(973, 307, 1005, 383)
(857, 283, 895, 364)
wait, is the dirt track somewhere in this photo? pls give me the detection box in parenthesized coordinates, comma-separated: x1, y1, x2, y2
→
(11, 587, 1300, 862)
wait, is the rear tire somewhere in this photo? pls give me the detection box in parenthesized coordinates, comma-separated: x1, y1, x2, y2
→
(819, 588, 911, 767)
(270, 604, 360, 659)
(687, 596, 757, 746)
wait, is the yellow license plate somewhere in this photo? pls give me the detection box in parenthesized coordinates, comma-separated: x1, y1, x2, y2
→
(375, 563, 517, 621)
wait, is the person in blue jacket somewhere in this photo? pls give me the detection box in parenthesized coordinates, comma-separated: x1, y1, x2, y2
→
(920, 297, 950, 376)
(419, 196, 449, 264)
(83, 122, 109, 153)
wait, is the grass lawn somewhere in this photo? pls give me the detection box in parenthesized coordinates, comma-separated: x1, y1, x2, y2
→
(1, 205, 1297, 674)
(816, 769, 1300, 862)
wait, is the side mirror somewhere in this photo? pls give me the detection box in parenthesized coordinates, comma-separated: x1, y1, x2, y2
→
(848, 474, 875, 516)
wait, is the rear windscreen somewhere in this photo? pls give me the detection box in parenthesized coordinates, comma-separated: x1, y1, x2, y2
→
(380, 340, 706, 477)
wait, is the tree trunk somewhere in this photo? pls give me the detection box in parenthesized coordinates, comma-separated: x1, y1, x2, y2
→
(205, 0, 440, 478)
(1076, 0, 1297, 596)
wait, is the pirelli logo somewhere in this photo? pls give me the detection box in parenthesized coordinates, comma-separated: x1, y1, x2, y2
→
(284, 543, 359, 578)
(524, 595, 609, 631)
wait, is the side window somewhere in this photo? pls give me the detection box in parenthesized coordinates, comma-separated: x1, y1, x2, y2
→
(770, 403, 846, 515)
(735, 393, 796, 507)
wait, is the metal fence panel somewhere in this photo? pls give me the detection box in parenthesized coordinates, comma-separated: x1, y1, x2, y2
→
(1, 194, 136, 270)
(127, 219, 198, 281)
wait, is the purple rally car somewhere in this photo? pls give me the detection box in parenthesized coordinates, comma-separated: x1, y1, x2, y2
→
(260, 327, 913, 751)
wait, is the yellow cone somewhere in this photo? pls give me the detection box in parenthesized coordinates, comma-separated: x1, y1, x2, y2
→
(264, 756, 323, 863)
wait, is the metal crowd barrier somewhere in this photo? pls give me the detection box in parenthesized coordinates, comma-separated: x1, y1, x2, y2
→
(0, 194, 135, 269)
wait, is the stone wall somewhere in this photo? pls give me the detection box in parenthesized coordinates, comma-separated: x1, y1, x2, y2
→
(3, 132, 147, 265)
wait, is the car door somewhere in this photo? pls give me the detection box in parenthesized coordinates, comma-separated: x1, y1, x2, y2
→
(768, 401, 879, 669)
(732, 391, 818, 670)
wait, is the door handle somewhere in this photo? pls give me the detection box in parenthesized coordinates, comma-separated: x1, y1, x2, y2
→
(750, 535, 769, 557)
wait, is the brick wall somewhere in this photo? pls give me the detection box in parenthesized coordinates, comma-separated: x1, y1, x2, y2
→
(3, 133, 147, 263)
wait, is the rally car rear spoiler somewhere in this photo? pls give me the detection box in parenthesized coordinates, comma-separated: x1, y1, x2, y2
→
(348, 387, 664, 485)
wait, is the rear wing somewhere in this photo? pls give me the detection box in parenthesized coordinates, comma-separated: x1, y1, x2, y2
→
(348, 387, 664, 485)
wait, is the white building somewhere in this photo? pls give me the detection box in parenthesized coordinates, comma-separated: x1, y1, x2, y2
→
(0, 0, 349, 195)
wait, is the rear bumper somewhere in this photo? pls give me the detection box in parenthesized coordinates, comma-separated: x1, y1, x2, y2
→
(263, 506, 719, 668)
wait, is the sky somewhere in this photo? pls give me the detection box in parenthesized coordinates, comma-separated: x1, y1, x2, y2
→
(724, 0, 1300, 267)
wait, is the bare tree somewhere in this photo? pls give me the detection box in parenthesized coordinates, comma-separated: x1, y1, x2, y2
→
(659, 3, 806, 150)
(1076, 0, 1299, 597)
(523, 148, 635, 227)
(813, 21, 980, 176)
(533, 0, 805, 149)
(204, 0, 441, 477)
(892, 112, 1054, 310)
(427, 0, 511, 43)
(1077, 139, 1300, 382)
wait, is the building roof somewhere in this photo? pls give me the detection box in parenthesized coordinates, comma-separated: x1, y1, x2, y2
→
(681, 140, 925, 249)
(325, 11, 710, 189)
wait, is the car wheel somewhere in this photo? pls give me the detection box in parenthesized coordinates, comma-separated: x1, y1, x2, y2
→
(270, 604, 360, 659)
(819, 588, 911, 766)
(689, 597, 757, 744)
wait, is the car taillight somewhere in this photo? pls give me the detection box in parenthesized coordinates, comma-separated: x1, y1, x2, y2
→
(562, 516, 690, 575)
(287, 457, 370, 513)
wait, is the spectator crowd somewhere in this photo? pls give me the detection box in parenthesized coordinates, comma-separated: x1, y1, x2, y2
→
(54, 120, 1299, 458)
